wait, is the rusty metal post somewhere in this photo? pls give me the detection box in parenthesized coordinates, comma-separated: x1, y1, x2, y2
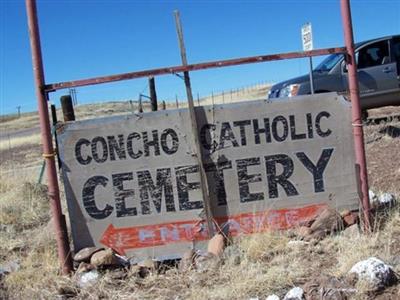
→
(174, 10, 215, 238)
(25, 0, 73, 274)
(60, 95, 76, 121)
(340, 0, 371, 231)
(149, 77, 158, 111)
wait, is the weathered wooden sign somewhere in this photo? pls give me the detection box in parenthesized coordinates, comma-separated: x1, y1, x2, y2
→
(57, 93, 359, 260)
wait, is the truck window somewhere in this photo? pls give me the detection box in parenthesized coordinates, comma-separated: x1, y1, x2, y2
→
(392, 37, 400, 76)
(357, 40, 389, 69)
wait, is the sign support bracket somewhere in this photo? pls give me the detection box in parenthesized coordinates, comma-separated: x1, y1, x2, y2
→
(174, 10, 215, 238)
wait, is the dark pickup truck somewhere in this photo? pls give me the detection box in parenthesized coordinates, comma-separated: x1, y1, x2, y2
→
(268, 35, 400, 112)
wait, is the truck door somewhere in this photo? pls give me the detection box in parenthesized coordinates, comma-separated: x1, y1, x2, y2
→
(392, 37, 400, 83)
(356, 39, 398, 94)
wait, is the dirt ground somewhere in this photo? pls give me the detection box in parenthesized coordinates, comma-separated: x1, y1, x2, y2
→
(365, 106, 400, 195)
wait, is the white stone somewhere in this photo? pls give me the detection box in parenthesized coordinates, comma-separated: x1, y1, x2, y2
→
(287, 240, 310, 248)
(266, 295, 280, 300)
(379, 193, 394, 204)
(77, 270, 100, 288)
(349, 257, 395, 289)
(369, 190, 376, 201)
(249, 298, 259, 300)
(283, 287, 304, 300)
(0, 260, 20, 275)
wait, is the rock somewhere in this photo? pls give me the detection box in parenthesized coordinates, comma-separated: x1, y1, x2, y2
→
(307, 208, 343, 240)
(130, 264, 152, 278)
(370, 192, 395, 209)
(109, 269, 127, 280)
(76, 262, 95, 274)
(138, 258, 157, 269)
(266, 295, 280, 300)
(136, 258, 158, 277)
(0, 260, 20, 277)
(379, 193, 395, 205)
(57, 285, 78, 298)
(207, 233, 225, 256)
(342, 224, 360, 238)
(194, 253, 221, 273)
(73, 247, 104, 263)
(303, 274, 356, 300)
(341, 210, 359, 227)
(77, 270, 100, 288)
(90, 248, 118, 267)
(348, 257, 397, 290)
(179, 249, 196, 272)
(295, 226, 312, 239)
(129, 265, 142, 277)
(114, 253, 130, 266)
(0, 224, 16, 234)
(298, 217, 316, 228)
(283, 287, 304, 300)
(287, 240, 310, 249)
(369, 190, 377, 201)
(223, 245, 242, 266)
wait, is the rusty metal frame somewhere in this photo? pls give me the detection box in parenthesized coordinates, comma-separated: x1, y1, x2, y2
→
(44, 47, 346, 92)
(25, 0, 370, 275)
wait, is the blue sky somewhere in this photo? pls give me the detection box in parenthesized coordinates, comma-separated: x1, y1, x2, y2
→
(1, 0, 399, 115)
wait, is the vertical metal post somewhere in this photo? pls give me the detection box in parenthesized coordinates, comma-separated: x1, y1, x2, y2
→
(309, 57, 314, 94)
(50, 104, 62, 169)
(60, 95, 75, 122)
(138, 94, 143, 113)
(174, 10, 215, 238)
(25, 0, 73, 274)
(340, 0, 371, 231)
(149, 76, 158, 111)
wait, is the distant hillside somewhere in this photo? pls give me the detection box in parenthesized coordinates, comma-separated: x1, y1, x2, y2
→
(0, 82, 272, 131)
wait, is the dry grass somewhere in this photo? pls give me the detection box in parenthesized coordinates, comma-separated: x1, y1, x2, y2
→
(0, 134, 41, 151)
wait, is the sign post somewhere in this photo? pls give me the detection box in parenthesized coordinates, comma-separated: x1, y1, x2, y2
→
(302, 22, 315, 94)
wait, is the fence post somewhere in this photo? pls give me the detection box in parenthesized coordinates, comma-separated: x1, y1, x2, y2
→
(50, 104, 62, 169)
(149, 76, 158, 111)
(60, 95, 75, 122)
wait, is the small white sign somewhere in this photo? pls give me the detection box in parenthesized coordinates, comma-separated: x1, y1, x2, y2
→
(302, 22, 313, 51)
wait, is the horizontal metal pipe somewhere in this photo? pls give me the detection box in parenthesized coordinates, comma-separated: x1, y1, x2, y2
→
(45, 47, 346, 92)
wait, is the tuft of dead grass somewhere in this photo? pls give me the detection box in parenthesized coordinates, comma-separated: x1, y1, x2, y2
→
(0, 182, 50, 230)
